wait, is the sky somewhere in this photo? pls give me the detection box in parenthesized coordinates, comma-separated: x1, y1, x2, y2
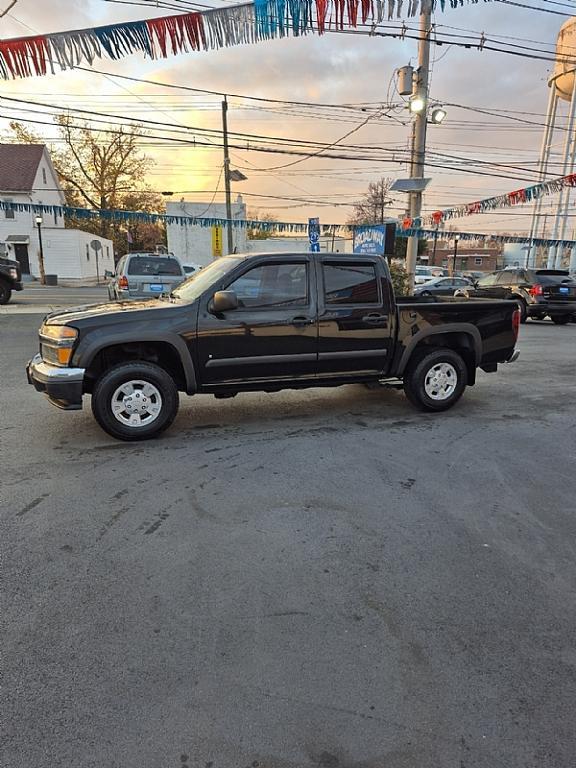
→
(0, 0, 572, 237)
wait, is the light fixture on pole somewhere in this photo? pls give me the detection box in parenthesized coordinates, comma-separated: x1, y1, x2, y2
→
(35, 214, 46, 286)
(429, 105, 447, 125)
(409, 94, 426, 114)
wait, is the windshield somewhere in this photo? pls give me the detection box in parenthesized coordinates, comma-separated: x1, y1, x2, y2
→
(171, 256, 244, 302)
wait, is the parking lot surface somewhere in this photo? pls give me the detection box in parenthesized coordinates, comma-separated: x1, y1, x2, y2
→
(2, 314, 576, 768)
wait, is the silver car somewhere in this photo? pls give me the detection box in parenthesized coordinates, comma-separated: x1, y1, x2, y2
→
(107, 253, 185, 300)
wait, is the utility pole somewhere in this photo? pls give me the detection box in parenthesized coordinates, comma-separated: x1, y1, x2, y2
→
(222, 96, 233, 255)
(405, 3, 432, 291)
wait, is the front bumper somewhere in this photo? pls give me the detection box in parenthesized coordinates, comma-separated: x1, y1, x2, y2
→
(13, 280, 23, 292)
(26, 354, 85, 410)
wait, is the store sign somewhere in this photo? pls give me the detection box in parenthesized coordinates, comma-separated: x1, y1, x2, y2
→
(211, 225, 223, 257)
(353, 224, 396, 255)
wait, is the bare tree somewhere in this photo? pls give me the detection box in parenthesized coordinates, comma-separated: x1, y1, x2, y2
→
(9, 117, 163, 253)
(348, 177, 394, 226)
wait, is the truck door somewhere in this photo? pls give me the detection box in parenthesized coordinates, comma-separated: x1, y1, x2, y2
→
(196, 256, 318, 385)
(316, 256, 394, 377)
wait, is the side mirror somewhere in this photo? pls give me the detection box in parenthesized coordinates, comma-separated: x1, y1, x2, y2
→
(210, 290, 238, 314)
(104, 270, 114, 279)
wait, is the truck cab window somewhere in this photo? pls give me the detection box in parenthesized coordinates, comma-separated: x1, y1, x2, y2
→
(323, 262, 379, 304)
(226, 263, 308, 309)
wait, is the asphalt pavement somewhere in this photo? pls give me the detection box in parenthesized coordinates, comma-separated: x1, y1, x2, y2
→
(2, 314, 576, 768)
(1, 283, 109, 313)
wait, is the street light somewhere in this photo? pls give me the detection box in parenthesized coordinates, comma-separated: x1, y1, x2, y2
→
(409, 94, 426, 114)
(430, 105, 447, 124)
(452, 234, 460, 276)
(35, 214, 46, 285)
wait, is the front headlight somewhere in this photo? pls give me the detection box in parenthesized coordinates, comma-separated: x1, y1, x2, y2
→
(9, 267, 18, 279)
(40, 324, 78, 366)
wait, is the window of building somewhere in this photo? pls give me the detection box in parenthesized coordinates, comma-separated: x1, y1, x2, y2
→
(42, 168, 47, 185)
(226, 262, 308, 309)
(106, 246, 110, 260)
(53, 209, 58, 226)
(474, 257, 483, 265)
(4, 199, 14, 219)
(86, 244, 90, 261)
(322, 262, 379, 305)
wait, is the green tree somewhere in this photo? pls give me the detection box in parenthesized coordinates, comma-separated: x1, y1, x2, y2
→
(247, 211, 278, 240)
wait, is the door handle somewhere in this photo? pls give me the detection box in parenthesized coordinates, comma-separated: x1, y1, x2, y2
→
(291, 316, 313, 327)
(362, 313, 389, 325)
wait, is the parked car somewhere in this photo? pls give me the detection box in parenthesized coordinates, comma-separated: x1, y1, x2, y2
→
(414, 266, 437, 285)
(414, 276, 473, 297)
(0, 255, 23, 304)
(182, 263, 204, 276)
(107, 253, 185, 300)
(27, 251, 520, 441)
(454, 268, 576, 324)
(463, 271, 485, 282)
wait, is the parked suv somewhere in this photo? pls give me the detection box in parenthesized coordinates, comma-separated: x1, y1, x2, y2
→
(0, 255, 23, 304)
(107, 253, 185, 300)
(455, 268, 576, 324)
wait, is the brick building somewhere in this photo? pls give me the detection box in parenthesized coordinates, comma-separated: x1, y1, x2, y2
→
(425, 246, 500, 273)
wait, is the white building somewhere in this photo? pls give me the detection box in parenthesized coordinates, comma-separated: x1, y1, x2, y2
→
(0, 144, 112, 280)
(166, 197, 247, 266)
(246, 234, 351, 254)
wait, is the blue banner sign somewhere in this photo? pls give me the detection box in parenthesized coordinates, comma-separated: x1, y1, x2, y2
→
(353, 225, 388, 255)
(308, 217, 320, 252)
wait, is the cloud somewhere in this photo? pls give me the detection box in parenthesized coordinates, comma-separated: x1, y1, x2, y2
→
(0, 0, 568, 228)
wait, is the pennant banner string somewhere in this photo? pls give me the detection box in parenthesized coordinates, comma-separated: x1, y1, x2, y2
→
(1, 200, 575, 249)
(399, 172, 576, 232)
(0, 0, 489, 80)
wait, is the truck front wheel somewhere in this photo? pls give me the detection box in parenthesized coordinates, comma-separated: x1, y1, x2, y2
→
(91, 361, 179, 441)
(403, 348, 468, 412)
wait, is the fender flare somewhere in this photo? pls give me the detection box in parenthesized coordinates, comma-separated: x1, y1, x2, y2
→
(396, 323, 482, 376)
(76, 331, 197, 393)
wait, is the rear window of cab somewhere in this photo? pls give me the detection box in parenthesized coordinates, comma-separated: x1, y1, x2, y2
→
(127, 257, 183, 276)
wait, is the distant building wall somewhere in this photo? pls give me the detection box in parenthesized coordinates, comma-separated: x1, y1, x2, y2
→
(427, 247, 500, 272)
(246, 235, 349, 254)
(39, 229, 114, 279)
(166, 198, 247, 266)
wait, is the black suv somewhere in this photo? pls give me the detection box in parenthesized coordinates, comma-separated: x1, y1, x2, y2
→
(457, 268, 576, 324)
(0, 255, 23, 304)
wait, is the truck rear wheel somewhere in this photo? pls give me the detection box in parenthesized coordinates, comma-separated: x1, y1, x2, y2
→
(91, 361, 179, 441)
(551, 315, 571, 325)
(403, 348, 468, 412)
(0, 278, 12, 305)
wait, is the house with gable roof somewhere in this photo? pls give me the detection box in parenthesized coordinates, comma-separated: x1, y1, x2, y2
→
(0, 144, 113, 281)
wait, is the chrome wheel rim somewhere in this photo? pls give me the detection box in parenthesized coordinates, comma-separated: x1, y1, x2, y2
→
(424, 362, 457, 401)
(111, 380, 163, 428)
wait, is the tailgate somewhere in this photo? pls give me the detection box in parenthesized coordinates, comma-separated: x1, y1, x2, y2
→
(132, 275, 184, 295)
(545, 283, 576, 302)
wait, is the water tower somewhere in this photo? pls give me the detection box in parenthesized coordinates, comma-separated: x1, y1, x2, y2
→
(529, 17, 576, 271)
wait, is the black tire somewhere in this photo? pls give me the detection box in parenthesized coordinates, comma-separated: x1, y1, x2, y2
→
(403, 348, 468, 412)
(514, 298, 527, 324)
(91, 361, 179, 441)
(0, 279, 12, 305)
(551, 315, 571, 325)
(530, 314, 545, 322)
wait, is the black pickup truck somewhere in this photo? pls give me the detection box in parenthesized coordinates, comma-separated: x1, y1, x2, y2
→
(27, 252, 520, 440)
(0, 255, 23, 304)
